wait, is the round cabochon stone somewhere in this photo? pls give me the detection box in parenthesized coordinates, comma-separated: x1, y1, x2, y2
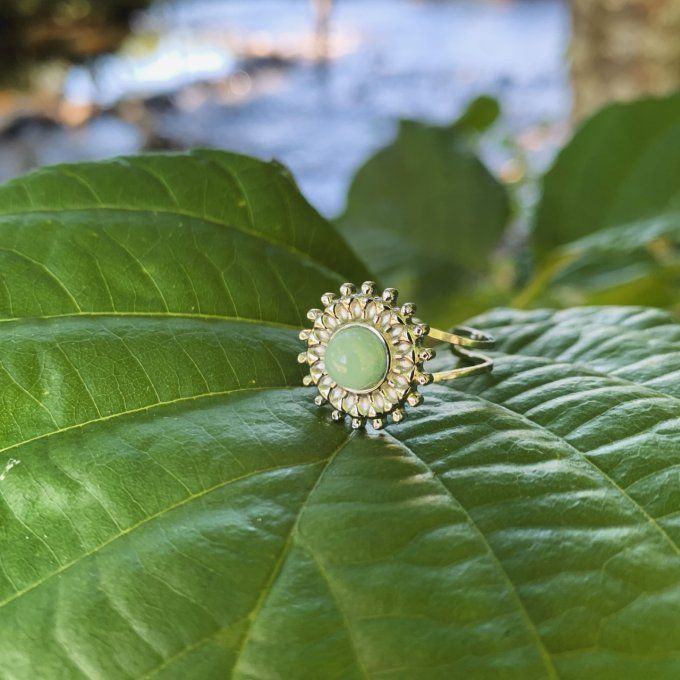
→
(325, 324, 389, 392)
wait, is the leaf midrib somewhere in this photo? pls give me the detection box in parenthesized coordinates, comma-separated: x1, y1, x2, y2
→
(0, 463, 323, 615)
(135, 435, 361, 680)
(0, 207, 347, 284)
(0, 383, 301, 468)
(0, 310, 298, 330)
(381, 430, 560, 680)
(228, 434, 369, 680)
(145, 423, 563, 679)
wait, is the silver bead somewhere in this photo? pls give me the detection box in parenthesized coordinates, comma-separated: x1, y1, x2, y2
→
(418, 348, 435, 362)
(412, 322, 430, 338)
(299, 329, 311, 341)
(361, 281, 377, 295)
(351, 417, 366, 430)
(340, 282, 356, 296)
(372, 417, 386, 430)
(407, 391, 423, 407)
(302, 375, 313, 386)
(321, 292, 336, 307)
(297, 352, 308, 364)
(382, 288, 398, 304)
(401, 302, 417, 318)
(414, 371, 433, 386)
(307, 308, 323, 321)
(331, 409, 345, 422)
(391, 409, 405, 423)
(314, 395, 327, 406)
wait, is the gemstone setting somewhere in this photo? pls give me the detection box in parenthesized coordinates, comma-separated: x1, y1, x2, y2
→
(299, 282, 434, 429)
(325, 324, 389, 393)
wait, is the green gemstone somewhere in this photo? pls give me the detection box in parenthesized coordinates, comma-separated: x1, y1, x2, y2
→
(325, 324, 389, 392)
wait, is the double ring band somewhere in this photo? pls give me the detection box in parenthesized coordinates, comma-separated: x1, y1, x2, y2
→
(428, 326, 495, 383)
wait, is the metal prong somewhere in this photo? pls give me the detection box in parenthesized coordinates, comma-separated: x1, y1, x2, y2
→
(314, 395, 327, 406)
(307, 308, 323, 321)
(299, 329, 311, 341)
(331, 409, 345, 422)
(351, 417, 366, 430)
(372, 416, 386, 430)
(340, 282, 356, 296)
(361, 281, 377, 295)
(303, 375, 314, 386)
(297, 352, 308, 364)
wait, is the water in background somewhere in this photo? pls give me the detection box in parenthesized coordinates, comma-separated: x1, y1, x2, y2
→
(0, 0, 571, 216)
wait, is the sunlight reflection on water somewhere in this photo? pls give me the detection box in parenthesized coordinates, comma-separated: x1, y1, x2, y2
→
(0, 0, 571, 216)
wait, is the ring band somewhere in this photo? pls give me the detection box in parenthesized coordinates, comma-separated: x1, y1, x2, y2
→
(428, 325, 495, 349)
(427, 326, 495, 383)
(299, 282, 495, 430)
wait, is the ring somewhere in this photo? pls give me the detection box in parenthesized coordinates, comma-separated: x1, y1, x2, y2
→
(298, 281, 495, 430)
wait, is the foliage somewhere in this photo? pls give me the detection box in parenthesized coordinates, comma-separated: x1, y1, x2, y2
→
(337, 90, 680, 320)
(0, 150, 678, 677)
(336, 97, 509, 328)
(527, 91, 680, 309)
(534, 91, 680, 251)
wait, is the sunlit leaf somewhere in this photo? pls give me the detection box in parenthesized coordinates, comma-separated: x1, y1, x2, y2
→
(0, 153, 678, 679)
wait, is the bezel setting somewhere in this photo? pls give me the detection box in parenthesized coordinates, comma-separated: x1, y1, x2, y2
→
(299, 282, 435, 429)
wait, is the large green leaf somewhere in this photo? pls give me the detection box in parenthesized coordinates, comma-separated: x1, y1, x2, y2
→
(534, 90, 680, 252)
(526, 91, 680, 310)
(336, 98, 510, 328)
(515, 228, 680, 314)
(0, 153, 679, 679)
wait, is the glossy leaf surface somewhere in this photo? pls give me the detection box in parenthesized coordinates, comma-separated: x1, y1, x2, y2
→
(0, 152, 678, 679)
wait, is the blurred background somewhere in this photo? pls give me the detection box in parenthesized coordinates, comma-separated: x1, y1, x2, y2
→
(1, 0, 679, 321)
(6, 0, 678, 212)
